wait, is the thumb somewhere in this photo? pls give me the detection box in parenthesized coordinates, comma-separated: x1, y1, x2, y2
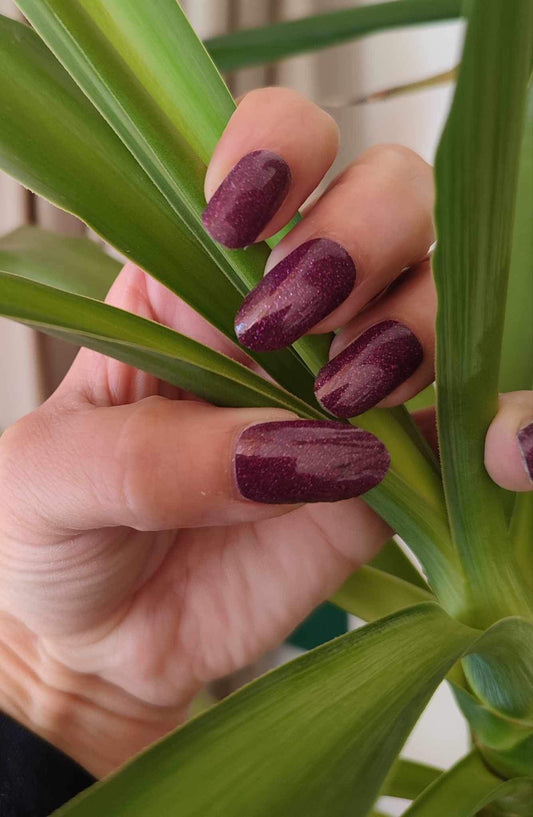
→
(485, 391, 533, 491)
(1, 396, 390, 534)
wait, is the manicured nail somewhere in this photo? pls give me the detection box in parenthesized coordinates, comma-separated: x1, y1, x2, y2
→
(234, 420, 390, 504)
(315, 320, 424, 418)
(202, 150, 291, 249)
(235, 239, 356, 351)
(518, 422, 533, 482)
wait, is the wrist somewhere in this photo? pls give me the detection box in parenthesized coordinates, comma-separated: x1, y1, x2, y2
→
(0, 611, 187, 778)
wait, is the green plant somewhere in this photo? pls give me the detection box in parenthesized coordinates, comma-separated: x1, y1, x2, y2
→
(0, 1, 531, 815)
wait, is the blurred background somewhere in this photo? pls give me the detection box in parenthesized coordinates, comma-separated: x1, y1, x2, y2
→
(0, 2, 466, 812)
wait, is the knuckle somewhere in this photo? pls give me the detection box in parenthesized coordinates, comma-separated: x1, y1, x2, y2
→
(114, 396, 171, 529)
(365, 143, 430, 173)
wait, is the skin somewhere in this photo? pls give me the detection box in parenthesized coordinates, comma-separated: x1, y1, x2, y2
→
(0, 87, 530, 779)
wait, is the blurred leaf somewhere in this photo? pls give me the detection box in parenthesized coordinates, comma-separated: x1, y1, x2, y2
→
(0, 226, 120, 299)
(433, 0, 533, 624)
(382, 758, 442, 800)
(331, 565, 433, 622)
(499, 82, 533, 393)
(402, 751, 533, 816)
(53, 604, 476, 817)
(369, 538, 428, 590)
(0, 272, 323, 419)
(205, 0, 462, 71)
(0, 14, 315, 404)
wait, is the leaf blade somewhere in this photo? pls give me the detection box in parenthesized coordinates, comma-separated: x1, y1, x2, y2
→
(402, 751, 532, 817)
(0, 272, 323, 419)
(0, 13, 316, 404)
(205, 0, 463, 71)
(0, 226, 120, 299)
(433, 0, 533, 623)
(53, 604, 476, 817)
(331, 565, 433, 622)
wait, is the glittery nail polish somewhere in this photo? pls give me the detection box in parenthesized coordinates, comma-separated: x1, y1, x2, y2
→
(202, 150, 291, 249)
(234, 420, 390, 504)
(315, 320, 424, 418)
(518, 421, 533, 482)
(235, 238, 356, 352)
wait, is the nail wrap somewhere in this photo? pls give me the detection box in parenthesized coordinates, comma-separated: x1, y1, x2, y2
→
(235, 238, 356, 351)
(518, 421, 533, 482)
(202, 150, 291, 249)
(234, 420, 390, 504)
(315, 320, 424, 418)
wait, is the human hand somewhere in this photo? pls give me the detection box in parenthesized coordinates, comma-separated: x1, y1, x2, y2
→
(0, 87, 529, 779)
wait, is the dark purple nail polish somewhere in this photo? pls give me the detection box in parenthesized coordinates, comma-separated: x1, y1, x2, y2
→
(518, 422, 533, 482)
(202, 150, 291, 249)
(235, 239, 356, 351)
(234, 420, 390, 504)
(315, 320, 424, 418)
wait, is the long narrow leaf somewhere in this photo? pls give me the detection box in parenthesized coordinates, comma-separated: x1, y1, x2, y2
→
(402, 751, 533, 816)
(331, 566, 433, 622)
(382, 758, 442, 800)
(453, 684, 533, 780)
(500, 82, 533, 394)
(0, 14, 315, 404)
(2, 7, 457, 602)
(0, 272, 323, 419)
(53, 603, 476, 817)
(433, 0, 533, 624)
(0, 226, 120, 298)
(369, 538, 428, 590)
(205, 0, 462, 71)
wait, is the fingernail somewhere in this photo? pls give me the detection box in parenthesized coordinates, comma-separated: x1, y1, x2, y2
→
(315, 320, 424, 418)
(235, 239, 356, 351)
(234, 420, 390, 504)
(518, 422, 533, 482)
(202, 150, 291, 249)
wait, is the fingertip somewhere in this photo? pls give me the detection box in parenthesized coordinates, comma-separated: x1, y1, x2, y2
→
(202, 87, 340, 249)
(485, 393, 533, 491)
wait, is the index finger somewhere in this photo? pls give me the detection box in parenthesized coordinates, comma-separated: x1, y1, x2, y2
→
(202, 87, 339, 248)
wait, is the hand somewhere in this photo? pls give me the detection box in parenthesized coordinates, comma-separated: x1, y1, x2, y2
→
(0, 88, 530, 780)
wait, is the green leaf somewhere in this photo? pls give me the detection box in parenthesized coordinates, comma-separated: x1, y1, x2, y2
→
(0, 226, 120, 299)
(500, 82, 533, 394)
(382, 758, 442, 800)
(53, 604, 476, 817)
(511, 492, 533, 583)
(433, 0, 533, 625)
(0, 14, 315, 403)
(453, 684, 533, 780)
(0, 272, 323, 419)
(402, 751, 533, 816)
(464, 617, 533, 723)
(205, 0, 463, 72)
(3, 7, 456, 604)
(14, 0, 272, 305)
(369, 538, 428, 590)
(331, 565, 433, 623)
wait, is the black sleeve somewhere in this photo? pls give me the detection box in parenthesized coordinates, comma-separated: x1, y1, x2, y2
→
(0, 713, 94, 816)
